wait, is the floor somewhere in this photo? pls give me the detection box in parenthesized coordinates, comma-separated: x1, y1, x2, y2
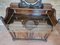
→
(0, 20, 60, 45)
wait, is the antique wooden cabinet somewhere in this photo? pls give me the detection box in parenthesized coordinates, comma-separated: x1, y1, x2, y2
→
(4, 1, 57, 40)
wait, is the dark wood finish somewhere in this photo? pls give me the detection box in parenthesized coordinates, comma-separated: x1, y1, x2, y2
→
(47, 10, 57, 26)
(4, 3, 57, 26)
(4, 7, 14, 24)
(4, 3, 57, 40)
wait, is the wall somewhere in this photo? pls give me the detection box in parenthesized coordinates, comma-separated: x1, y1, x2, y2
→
(0, 0, 60, 20)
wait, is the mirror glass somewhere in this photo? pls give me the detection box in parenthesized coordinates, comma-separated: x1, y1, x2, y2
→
(25, 0, 37, 3)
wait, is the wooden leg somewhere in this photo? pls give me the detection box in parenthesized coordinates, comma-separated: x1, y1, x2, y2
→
(47, 10, 57, 26)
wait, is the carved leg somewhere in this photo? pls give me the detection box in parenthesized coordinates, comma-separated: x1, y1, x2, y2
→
(4, 7, 14, 24)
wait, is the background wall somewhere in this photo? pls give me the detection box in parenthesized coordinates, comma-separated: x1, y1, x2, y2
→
(0, 0, 60, 20)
